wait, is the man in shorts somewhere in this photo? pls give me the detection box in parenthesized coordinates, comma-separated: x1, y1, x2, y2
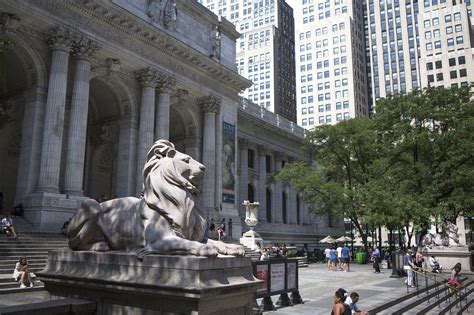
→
(341, 244, 351, 272)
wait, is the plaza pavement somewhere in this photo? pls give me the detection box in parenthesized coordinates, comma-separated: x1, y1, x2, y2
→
(0, 261, 469, 314)
(262, 262, 459, 315)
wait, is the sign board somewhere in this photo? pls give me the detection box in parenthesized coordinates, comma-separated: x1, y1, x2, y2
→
(287, 262, 297, 290)
(255, 264, 269, 295)
(270, 263, 285, 293)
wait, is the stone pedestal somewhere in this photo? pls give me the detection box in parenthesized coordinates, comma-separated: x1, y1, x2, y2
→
(427, 246, 473, 273)
(240, 230, 264, 251)
(38, 250, 261, 315)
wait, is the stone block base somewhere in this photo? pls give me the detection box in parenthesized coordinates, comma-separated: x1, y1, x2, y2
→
(24, 193, 86, 232)
(38, 250, 261, 314)
(427, 246, 473, 273)
(240, 230, 264, 250)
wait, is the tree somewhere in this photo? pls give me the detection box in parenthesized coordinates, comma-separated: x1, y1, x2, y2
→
(274, 118, 378, 248)
(373, 86, 474, 237)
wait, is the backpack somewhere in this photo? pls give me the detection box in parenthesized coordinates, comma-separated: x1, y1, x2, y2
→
(343, 303, 352, 315)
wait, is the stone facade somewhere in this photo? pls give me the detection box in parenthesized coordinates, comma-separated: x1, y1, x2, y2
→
(0, 0, 342, 249)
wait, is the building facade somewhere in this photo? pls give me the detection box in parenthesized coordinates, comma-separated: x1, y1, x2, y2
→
(293, 0, 369, 129)
(198, 0, 297, 122)
(0, 0, 342, 248)
(418, 0, 474, 88)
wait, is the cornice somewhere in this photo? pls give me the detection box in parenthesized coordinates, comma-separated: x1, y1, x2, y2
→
(59, 0, 251, 91)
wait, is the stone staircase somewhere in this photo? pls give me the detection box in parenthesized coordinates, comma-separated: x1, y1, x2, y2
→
(368, 274, 473, 314)
(0, 233, 68, 294)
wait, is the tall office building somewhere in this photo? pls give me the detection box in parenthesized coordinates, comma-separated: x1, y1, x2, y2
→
(364, 0, 474, 114)
(364, 0, 421, 114)
(293, 0, 369, 129)
(198, 0, 297, 122)
(418, 0, 474, 89)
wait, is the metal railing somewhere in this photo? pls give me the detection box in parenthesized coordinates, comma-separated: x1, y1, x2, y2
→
(411, 267, 469, 312)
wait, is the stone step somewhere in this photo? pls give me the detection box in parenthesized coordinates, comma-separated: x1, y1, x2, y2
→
(0, 283, 45, 294)
(0, 254, 48, 261)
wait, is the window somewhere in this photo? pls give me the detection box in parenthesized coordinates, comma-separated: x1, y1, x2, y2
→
(436, 73, 443, 81)
(447, 38, 454, 46)
(456, 36, 464, 44)
(318, 116, 324, 124)
(248, 150, 254, 169)
(326, 115, 332, 123)
(445, 14, 452, 23)
(449, 58, 456, 66)
(434, 41, 441, 49)
(455, 24, 462, 32)
(460, 69, 467, 77)
(450, 70, 457, 79)
(426, 43, 433, 50)
(454, 13, 461, 21)
(435, 61, 442, 69)
(432, 17, 439, 26)
(428, 74, 434, 83)
(426, 62, 433, 70)
(459, 56, 466, 64)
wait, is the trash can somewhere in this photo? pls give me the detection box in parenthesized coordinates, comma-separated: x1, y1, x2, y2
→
(356, 252, 366, 264)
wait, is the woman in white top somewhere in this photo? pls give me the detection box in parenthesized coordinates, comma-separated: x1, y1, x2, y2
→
(12, 256, 33, 288)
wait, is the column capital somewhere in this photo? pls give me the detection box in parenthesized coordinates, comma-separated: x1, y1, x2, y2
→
(238, 137, 250, 150)
(274, 152, 283, 163)
(135, 67, 159, 88)
(1, 12, 19, 34)
(72, 36, 100, 61)
(45, 27, 73, 52)
(257, 145, 266, 156)
(198, 95, 221, 113)
(157, 75, 176, 93)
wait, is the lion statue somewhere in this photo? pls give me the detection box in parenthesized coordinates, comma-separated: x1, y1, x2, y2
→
(67, 139, 245, 259)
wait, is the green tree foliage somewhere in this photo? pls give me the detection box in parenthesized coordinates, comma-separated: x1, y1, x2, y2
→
(275, 86, 474, 247)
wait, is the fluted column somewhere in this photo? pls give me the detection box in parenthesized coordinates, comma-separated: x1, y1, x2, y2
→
(238, 138, 249, 218)
(274, 152, 283, 223)
(63, 36, 99, 195)
(155, 76, 175, 140)
(289, 187, 297, 224)
(257, 145, 267, 222)
(199, 96, 220, 216)
(136, 68, 159, 193)
(37, 27, 73, 193)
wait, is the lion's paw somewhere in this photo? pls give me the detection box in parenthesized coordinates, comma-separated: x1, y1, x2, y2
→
(224, 244, 245, 256)
(197, 244, 218, 257)
(90, 241, 110, 252)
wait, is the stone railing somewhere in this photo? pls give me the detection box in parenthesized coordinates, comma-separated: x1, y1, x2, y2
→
(239, 98, 305, 139)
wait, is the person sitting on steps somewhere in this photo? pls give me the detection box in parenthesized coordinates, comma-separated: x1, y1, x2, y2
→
(12, 256, 33, 288)
(2, 213, 18, 239)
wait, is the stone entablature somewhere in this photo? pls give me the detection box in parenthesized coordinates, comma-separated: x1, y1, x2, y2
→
(239, 98, 305, 140)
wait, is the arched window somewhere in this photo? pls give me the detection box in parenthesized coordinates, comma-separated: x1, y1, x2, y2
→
(282, 192, 287, 224)
(266, 188, 272, 222)
(248, 184, 254, 202)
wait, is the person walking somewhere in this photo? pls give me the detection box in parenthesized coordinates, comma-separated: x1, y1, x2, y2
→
(403, 249, 416, 287)
(324, 246, 332, 270)
(12, 257, 33, 288)
(341, 244, 351, 272)
(372, 246, 381, 273)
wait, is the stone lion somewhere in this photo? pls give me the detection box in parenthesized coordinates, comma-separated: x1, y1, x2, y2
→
(67, 139, 245, 259)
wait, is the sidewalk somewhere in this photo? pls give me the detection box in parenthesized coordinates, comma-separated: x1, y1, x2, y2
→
(262, 262, 439, 314)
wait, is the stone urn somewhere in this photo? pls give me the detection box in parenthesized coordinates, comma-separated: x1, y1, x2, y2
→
(244, 200, 259, 231)
(240, 200, 264, 251)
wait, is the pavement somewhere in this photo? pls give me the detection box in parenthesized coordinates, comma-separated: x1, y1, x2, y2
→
(260, 262, 461, 314)
(0, 261, 468, 314)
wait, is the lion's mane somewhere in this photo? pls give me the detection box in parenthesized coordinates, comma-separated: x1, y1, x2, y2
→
(142, 140, 206, 241)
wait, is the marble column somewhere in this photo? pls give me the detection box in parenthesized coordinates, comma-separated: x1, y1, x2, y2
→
(116, 117, 138, 197)
(198, 96, 220, 217)
(257, 145, 267, 222)
(64, 36, 99, 195)
(37, 27, 72, 194)
(289, 187, 297, 224)
(274, 152, 283, 224)
(135, 68, 159, 193)
(154, 76, 175, 141)
(238, 138, 249, 218)
(15, 88, 47, 200)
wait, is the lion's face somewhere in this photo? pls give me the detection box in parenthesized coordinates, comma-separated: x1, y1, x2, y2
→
(171, 151, 205, 188)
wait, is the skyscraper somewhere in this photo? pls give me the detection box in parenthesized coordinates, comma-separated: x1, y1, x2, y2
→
(418, 0, 474, 89)
(198, 0, 297, 122)
(293, 0, 369, 129)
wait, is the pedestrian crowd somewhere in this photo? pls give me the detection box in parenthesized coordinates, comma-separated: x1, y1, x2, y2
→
(207, 217, 233, 241)
(323, 243, 352, 272)
(258, 243, 290, 260)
